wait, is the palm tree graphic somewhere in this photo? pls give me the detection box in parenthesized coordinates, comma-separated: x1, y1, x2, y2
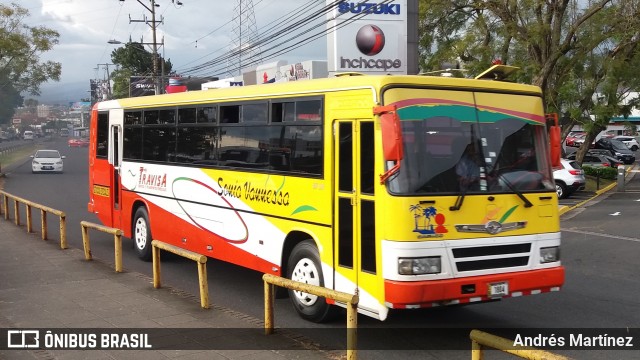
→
(409, 205, 438, 234)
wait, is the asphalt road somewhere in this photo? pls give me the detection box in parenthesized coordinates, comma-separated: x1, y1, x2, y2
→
(2, 137, 639, 359)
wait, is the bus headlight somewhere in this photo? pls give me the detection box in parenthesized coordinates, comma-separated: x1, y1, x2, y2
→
(540, 246, 560, 263)
(398, 257, 441, 275)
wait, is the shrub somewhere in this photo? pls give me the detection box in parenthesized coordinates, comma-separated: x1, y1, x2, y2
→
(582, 165, 618, 180)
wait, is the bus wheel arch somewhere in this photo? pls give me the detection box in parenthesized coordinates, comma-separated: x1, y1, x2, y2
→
(286, 238, 335, 323)
(132, 201, 153, 261)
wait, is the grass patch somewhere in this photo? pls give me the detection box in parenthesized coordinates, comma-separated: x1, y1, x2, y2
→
(0, 143, 43, 171)
(585, 175, 614, 192)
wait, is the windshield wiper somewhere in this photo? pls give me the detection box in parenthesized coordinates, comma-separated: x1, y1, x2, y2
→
(497, 173, 533, 208)
(449, 187, 468, 211)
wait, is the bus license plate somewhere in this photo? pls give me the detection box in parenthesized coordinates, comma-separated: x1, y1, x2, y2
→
(488, 282, 509, 298)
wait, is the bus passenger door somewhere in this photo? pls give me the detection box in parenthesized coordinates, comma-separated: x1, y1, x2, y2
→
(334, 120, 381, 317)
(108, 109, 124, 230)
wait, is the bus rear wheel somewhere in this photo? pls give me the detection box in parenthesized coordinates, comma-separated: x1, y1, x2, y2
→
(133, 207, 153, 261)
(287, 240, 334, 323)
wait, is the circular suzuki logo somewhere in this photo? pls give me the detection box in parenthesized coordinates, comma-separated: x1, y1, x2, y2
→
(356, 24, 385, 56)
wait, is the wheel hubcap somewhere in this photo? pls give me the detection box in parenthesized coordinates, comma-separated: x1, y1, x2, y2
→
(291, 258, 320, 306)
(135, 218, 147, 250)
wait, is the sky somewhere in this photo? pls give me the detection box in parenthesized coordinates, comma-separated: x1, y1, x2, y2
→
(18, 0, 328, 104)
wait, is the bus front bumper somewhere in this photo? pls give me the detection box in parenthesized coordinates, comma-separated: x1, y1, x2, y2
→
(384, 266, 564, 309)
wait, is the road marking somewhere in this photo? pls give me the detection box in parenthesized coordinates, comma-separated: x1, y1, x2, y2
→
(609, 211, 621, 216)
(562, 228, 640, 243)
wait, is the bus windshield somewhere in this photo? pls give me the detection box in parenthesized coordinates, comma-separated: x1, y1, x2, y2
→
(386, 91, 555, 196)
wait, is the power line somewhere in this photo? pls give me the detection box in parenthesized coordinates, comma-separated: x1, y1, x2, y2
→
(177, 0, 396, 78)
(176, 0, 344, 76)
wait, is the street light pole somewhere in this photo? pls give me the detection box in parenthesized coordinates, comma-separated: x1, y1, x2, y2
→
(150, 0, 159, 94)
(123, 0, 162, 94)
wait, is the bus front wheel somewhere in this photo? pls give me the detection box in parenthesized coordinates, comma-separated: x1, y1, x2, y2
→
(287, 240, 334, 323)
(133, 207, 153, 261)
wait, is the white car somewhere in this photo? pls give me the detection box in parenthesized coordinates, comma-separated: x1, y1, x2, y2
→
(31, 150, 65, 173)
(613, 136, 639, 151)
(553, 159, 585, 199)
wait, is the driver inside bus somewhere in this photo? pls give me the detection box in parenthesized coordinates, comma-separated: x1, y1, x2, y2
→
(456, 142, 482, 190)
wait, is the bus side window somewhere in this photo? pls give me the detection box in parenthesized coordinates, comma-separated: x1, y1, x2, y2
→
(144, 110, 159, 125)
(179, 108, 197, 123)
(220, 105, 240, 123)
(96, 112, 109, 158)
(271, 102, 295, 123)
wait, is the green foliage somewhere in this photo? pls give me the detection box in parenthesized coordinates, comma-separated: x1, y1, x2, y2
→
(109, 42, 173, 99)
(0, 73, 22, 124)
(0, 3, 61, 95)
(0, 3, 61, 124)
(418, 0, 640, 147)
(582, 165, 618, 180)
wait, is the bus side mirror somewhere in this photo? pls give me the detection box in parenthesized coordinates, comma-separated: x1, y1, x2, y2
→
(380, 112, 404, 162)
(549, 125, 561, 168)
(545, 113, 561, 168)
(374, 105, 403, 183)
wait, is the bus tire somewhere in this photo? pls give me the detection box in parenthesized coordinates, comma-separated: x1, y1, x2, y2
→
(133, 207, 153, 261)
(287, 240, 334, 323)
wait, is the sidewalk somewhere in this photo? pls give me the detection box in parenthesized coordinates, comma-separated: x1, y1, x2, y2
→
(558, 163, 638, 215)
(0, 214, 334, 359)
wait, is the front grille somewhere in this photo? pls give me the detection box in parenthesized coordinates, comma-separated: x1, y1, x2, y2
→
(456, 257, 529, 271)
(452, 244, 531, 258)
(452, 243, 531, 272)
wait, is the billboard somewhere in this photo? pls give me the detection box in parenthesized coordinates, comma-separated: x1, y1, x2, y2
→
(129, 76, 156, 97)
(327, 0, 408, 76)
(90, 79, 110, 103)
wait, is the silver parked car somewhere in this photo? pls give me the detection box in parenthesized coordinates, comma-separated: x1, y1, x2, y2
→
(553, 159, 585, 199)
(613, 136, 639, 151)
(31, 150, 65, 173)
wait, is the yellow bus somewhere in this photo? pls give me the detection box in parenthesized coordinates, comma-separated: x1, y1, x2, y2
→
(88, 70, 564, 322)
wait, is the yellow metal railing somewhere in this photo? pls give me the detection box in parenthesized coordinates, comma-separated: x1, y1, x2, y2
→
(470, 330, 570, 360)
(80, 221, 124, 272)
(151, 240, 209, 309)
(262, 273, 359, 360)
(0, 190, 67, 249)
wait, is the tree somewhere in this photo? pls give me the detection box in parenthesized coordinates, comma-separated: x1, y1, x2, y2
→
(109, 41, 172, 99)
(418, 0, 640, 164)
(0, 3, 61, 124)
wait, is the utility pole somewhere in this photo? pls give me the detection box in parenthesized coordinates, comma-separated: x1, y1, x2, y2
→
(118, 0, 184, 94)
(97, 63, 114, 99)
(126, 0, 162, 94)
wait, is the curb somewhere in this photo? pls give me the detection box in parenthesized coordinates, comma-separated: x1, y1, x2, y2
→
(559, 164, 636, 216)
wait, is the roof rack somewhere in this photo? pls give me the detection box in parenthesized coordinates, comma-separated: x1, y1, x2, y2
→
(475, 64, 519, 80)
(419, 69, 467, 77)
(334, 72, 366, 77)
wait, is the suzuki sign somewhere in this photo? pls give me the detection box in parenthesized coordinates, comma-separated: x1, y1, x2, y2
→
(327, 0, 408, 75)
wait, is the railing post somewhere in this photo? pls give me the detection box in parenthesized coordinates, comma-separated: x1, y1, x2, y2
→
(26, 204, 32, 233)
(471, 339, 483, 360)
(114, 232, 123, 272)
(41, 210, 48, 240)
(59, 214, 67, 249)
(264, 281, 274, 335)
(3, 195, 9, 220)
(152, 241, 161, 288)
(347, 301, 358, 360)
(81, 223, 92, 260)
(197, 260, 209, 309)
(13, 199, 19, 226)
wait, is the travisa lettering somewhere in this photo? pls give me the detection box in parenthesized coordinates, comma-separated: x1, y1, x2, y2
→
(138, 167, 168, 191)
(338, 2, 401, 15)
